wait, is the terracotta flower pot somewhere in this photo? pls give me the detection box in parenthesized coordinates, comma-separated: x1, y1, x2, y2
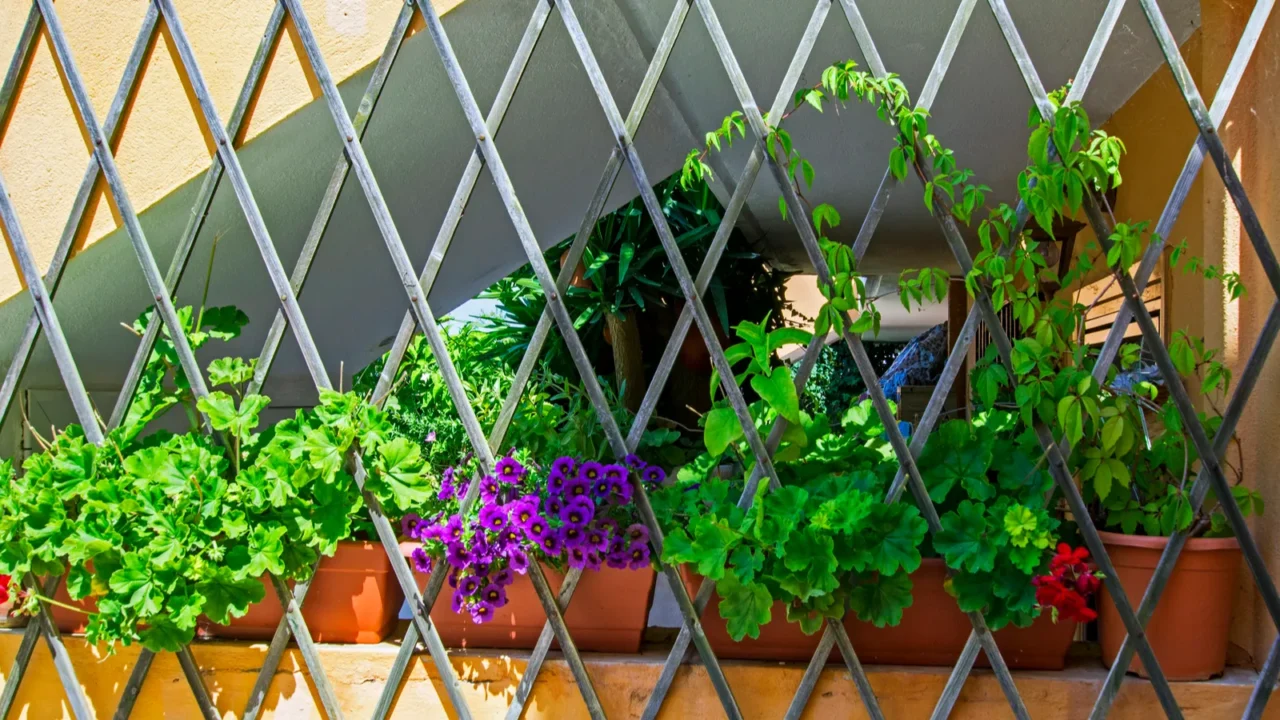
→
(673, 301, 729, 373)
(848, 560, 1075, 669)
(1099, 531, 1241, 680)
(50, 577, 96, 635)
(683, 559, 1076, 668)
(403, 541, 656, 652)
(209, 540, 404, 644)
(561, 249, 593, 290)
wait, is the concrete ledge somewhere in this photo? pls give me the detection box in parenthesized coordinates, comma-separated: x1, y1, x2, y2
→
(0, 626, 1273, 718)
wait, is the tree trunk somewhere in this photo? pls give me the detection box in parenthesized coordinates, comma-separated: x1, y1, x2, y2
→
(605, 310, 645, 413)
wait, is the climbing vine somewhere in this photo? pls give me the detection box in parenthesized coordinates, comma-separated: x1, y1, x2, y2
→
(683, 58, 1254, 551)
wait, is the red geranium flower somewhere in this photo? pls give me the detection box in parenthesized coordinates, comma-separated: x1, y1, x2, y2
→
(1034, 545, 1101, 623)
(0, 574, 11, 605)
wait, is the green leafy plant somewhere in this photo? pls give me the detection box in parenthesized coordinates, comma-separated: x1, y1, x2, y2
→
(1089, 402, 1258, 539)
(921, 411, 1059, 628)
(654, 401, 927, 639)
(477, 173, 789, 412)
(0, 306, 428, 652)
(652, 315, 927, 639)
(353, 323, 696, 474)
(687, 58, 1255, 591)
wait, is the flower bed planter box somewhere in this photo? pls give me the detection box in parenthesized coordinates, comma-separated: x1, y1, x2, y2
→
(682, 559, 1075, 668)
(402, 541, 656, 653)
(208, 540, 403, 644)
(1099, 531, 1241, 681)
(849, 560, 1075, 669)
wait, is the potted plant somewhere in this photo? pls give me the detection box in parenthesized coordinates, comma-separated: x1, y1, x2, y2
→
(649, 318, 930, 660)
(400, 452, 662, 652)
(1081, 396, 1258, 680)
(202, 389, 427, 644)
(887, 410, 1076, 669)
(0, 304, 427, 650)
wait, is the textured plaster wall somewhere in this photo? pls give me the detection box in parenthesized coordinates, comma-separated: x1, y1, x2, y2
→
(0, 0, 460, 303)
(1205, 0, 1280, 673)
(1077, 0, 1280, 668)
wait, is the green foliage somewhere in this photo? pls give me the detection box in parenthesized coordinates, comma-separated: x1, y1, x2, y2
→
(655, 392, 927, 640)
(476, 173, 789, 381)
(0, 306, 425, 652)
(921, 411, 1058, 629)
(1089, 407, 1259, 539)
(799, 342, 906, 419)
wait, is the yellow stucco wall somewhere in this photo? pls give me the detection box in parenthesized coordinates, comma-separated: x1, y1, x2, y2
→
(1205, 0, 1280, 675)
(1068, 0, 1280, 669)
(0, 630, 1274, 719)
(0, 0, 460, 304)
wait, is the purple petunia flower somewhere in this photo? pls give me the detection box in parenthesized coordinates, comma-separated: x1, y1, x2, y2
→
(479, 475, 500, 502)
(426, 430, 437, 443)
(625, 523, 650, 545)
(546, 470, 567, 495)
(400, 513, 423, 537)
(459, 575, 482, 596)
(567, 546, 589, 570)
(493, 568, 514, 587)
(607, 476, 631, 503)
(559, 497, 595, 528)
(478, 504, 507, 532)
(471, 600, 495, 624)
(591, 476, 613, 500)
(444, 516, 464, 542)
(498, 527, 522, 548)
(446, 544, 473, 569)
(546, 496, 565, 516)
(605, 549, 629, 569)
(552, 456, 577, 477)
(584, 526, 609, 552)
(624, 453, 646, 470)
(448, 570, 459, 589)
(561, 525, 587, 548)
(577, 461, 605, 484)
(585, 551, 603, 572)
(539, 533, 563, 557)
(524, 515, 549, 541)
(414, 519, 437, 542)
(509, 549, 530, 574)
(438, 478, 455, 501)
(510, 499, 538, 529)
(627, 542, 651, 570)
(603, 464, 626, 483)
(562, 476, 590, 501)
(495, 456, 525, 484)
(481, 583, 507, 607)
(596, 517, 619, 539)
(451, 589, 466, 613)
(410, 547, 434, 575)
(642, 465, 666, 485)
(608, 536, 626, 555)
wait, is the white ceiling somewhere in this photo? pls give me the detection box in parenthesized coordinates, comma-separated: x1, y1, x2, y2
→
(0, 0, 1198, 412)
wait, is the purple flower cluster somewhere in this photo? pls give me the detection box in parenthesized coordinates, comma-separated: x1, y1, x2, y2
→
(405, 454, 665, 623)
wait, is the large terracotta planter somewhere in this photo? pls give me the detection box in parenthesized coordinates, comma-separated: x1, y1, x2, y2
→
(849, 560, 1075, 669)
(683, 559, 1076, 668)
(1099, 531, 1241, 680)
(402, 542, 656, 652)
(210, 540, 404, 644)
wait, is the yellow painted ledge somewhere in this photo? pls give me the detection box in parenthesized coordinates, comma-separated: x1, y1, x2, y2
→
(0, 626, 1273, 719)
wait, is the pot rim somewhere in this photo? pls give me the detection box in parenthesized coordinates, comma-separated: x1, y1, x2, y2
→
(1098, 530, 1241, 552)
